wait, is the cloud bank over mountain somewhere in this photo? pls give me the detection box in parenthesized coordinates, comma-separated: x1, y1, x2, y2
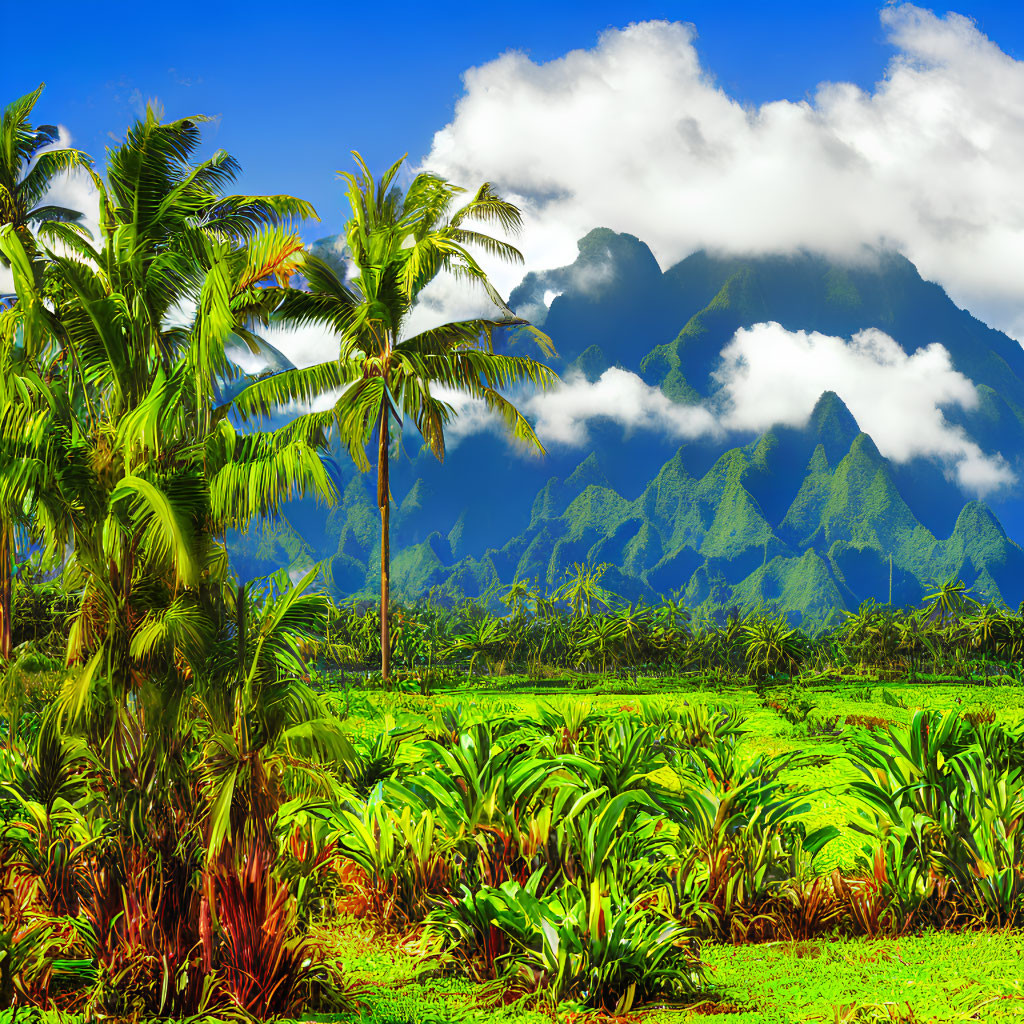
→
(444, 322, 1013, 496)
(713, 324, 1014, 493)
(523, 367, 719, 446)
(424, 4, 1024, 341)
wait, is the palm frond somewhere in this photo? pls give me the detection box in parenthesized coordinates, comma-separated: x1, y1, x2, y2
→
(109, 474, 200, 587)
(450, 181, 524, 235)
(17, 147, 93, 212)
(208, 433, 338, 529)
(228, 360, 350, 424)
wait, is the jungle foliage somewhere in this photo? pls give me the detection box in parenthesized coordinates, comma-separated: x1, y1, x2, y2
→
(306, 567, 1024, 691)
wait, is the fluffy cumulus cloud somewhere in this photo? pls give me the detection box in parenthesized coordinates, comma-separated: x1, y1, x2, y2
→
(436, 367, 718, 448)
(524, 367, 719, 446)
(261, 322, 338, 369)
(438, 368, 720, 448)
(423, 5, 1024, 339)
(714, 323, 1014, 493)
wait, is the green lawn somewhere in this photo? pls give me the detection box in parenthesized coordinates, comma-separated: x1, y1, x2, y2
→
(280, 925, 1024, 1023)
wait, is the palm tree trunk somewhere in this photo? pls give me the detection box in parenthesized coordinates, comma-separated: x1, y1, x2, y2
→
(0, 519, 11, 662)
(378, 407, 391, 683)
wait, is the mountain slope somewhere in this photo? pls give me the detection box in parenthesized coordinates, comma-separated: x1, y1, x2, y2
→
(230, 233, 1024, 618)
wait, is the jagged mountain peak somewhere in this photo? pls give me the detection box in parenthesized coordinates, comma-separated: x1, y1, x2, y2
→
(808, 391, 861, 462)
(574, 227, 661, 277)
(565, 452, 611, 492)
(951, 499, 1008, 541)
(232, 232, 1024, 619)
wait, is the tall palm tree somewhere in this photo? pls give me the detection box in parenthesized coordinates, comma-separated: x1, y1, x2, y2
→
(234, 153, 558, 681)
(0, 105, 337, 712)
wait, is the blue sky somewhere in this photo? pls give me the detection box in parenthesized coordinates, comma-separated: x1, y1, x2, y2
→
(8, 2, 1024, 495)
(7, 1, 1023, 233)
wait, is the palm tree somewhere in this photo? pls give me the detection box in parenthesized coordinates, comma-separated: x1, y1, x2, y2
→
(0, 105, 336, 713)
(0, 85, 92, 660)
(199, 568, 354, 857)
(0, 84, 93, 262)
(553, 561, 614, 618)
(235, 153, 558, 681)
(924, 577, 976, 627)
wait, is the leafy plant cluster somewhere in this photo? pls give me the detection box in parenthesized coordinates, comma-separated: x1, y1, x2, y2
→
(3, 683, 1024, 1018)
(305, 700, 1024, 998)
(0, 569, 366, 1020)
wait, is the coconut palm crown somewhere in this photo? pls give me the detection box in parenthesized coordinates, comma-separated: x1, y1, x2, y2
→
(0, 84, 93, 264)
(0, 104, 337, 716)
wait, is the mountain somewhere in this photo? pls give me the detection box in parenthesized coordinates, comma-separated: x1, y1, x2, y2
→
(230, 232, 1024, 620)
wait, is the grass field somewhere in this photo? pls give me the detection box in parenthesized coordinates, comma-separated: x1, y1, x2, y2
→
(286, 927, 1024, 1023)
(282, 676, 1024, 1024)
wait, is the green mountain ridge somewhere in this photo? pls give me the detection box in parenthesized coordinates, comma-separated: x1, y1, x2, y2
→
(231, 234, 1024, 620)
(233, 389, 1024, 621)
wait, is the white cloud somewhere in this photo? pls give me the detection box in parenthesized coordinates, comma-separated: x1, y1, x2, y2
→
(423, 5, 1024, 340)
(437, 367, 719, 450)
(525, 367, 719, 446)
(714, 323, 1014, 493)
(260, 322, 339, 369)
(440, 323, 1014, 495)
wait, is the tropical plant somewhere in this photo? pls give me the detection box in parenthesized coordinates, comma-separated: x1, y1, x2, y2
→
(553, 562, 614, 619)
(209, 838, 318, 1017)
(741, 614, 805, 681)
(333, 800, 452, 923)
(923, 577, 976, 626)
(235, 153, 557, 682)
(0, 84, 92, 258)
(198, 569, 357, 858)
(1, 105, 336, 724)
(424, 875, 703, 1013)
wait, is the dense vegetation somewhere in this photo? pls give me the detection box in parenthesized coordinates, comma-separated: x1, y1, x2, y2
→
(316, 570, 1024, 690)
(5, 86, 1024, 1024)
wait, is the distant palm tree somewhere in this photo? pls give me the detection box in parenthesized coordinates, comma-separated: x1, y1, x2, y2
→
(924, 577, 976, 626)
(0, 84, 92, 262)
(553, 561, 615, 618)
(236, 153, 558, 681)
